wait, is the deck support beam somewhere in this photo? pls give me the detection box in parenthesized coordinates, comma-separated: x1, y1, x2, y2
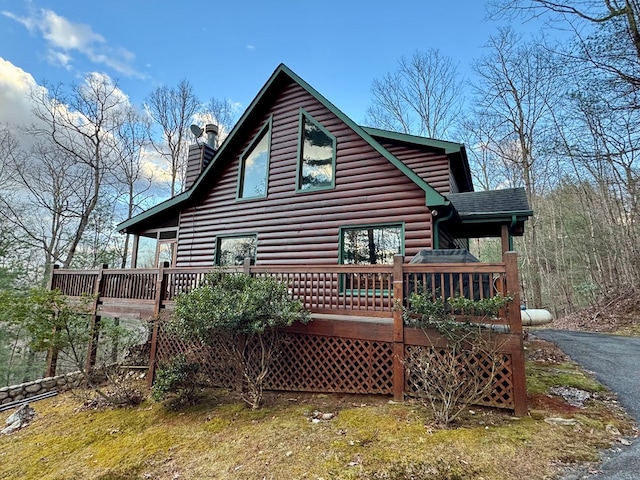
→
(146, 261, 168, 387)
(85, 264, 108, 375)
(392, 254, 405, 401)
(504, 251, 527, 416)
(45, 265, 60, 378)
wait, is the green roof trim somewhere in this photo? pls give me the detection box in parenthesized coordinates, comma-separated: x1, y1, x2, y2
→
(456, 211, 534, 223)
(362, 127, 464, 155)
(117, 191, 188, 232)
(117, 64, 448, 233)
(278, 66, 446, 207)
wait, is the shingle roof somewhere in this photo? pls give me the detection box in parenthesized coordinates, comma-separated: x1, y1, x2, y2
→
(447, 187, 532, 218)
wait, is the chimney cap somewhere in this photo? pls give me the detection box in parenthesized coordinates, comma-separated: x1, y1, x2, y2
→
(204, 124, 218, 148)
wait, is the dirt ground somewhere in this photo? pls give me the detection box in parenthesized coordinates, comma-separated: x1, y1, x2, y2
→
(549, 292, 640, 335)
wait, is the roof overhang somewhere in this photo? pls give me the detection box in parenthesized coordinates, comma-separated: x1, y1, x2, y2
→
(443, 188, 533, 238)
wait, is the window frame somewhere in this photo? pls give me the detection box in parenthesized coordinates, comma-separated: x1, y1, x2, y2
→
(295, 109, 337, 193)
(338, 223, 405, 295)
(236, 117, 271, 201)
(215, 233, 258, 266)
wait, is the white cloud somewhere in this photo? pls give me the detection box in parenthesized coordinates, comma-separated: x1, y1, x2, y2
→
(2, 8, 144, 79)
(38, 9, 105, 50)
(0, 57, 45, 129)
(46, 49, 73, 69)
(0, 57, 172, 208)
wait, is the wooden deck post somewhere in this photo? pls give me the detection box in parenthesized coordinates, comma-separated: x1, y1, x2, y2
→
(45, 264, 60, 378)
(503, 251, 528, 416)
(85, 264, 107, 375)
(236, 334, 246, 393)
(504, 252, 522, 335)
(392, 254, 405, 401)
(147, 262, 168, 387)
(131, 235, 139, 268)
(501, 225, 510, 255)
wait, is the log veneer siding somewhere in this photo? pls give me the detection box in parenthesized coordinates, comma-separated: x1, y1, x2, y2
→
(176, 80, 455, 267)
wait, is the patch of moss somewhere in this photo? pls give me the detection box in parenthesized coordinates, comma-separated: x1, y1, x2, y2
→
(526, 361, 605, 395)
(0, 376, 635, 480)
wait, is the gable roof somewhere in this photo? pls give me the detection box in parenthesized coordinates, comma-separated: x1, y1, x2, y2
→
(118, 64, 448, 233)
(362, 127, 473, 193)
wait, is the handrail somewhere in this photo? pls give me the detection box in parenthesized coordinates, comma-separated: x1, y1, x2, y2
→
(50, 258, 518, 322)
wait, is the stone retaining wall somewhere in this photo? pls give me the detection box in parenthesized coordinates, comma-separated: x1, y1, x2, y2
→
(0, 372, 83, 405)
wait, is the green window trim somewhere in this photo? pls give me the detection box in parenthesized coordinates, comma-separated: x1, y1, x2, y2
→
(296, 109, 337, 192)
(236, 118, 271, 200)
(338, 223, 405, 295)
(215, 233, 258, 266)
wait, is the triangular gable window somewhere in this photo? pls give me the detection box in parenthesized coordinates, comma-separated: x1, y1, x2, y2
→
(296, 110, 336, 192)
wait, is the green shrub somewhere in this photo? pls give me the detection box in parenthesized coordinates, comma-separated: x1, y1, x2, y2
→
(152, 354, 200, 404)
(169, 271, 310, 409)
(402, 293, 512, 426)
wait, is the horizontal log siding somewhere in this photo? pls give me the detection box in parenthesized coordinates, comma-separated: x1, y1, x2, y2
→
(176, 81, 433, 266)
(376, 140, 451, 194)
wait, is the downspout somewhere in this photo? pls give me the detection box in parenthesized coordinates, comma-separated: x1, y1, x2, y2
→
(432, 208, 454, 249)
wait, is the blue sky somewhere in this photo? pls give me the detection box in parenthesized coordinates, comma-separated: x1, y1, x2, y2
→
(0, 0, 537, 126)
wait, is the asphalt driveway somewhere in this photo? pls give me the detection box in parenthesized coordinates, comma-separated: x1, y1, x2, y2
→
(534, 329, 640, 480)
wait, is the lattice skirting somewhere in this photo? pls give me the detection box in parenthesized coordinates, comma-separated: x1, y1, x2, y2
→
(404, 345, 515, 409)
(155, 326, 515, 409)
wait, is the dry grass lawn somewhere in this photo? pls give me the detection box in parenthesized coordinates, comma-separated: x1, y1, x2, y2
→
(0, 339, 636, 480)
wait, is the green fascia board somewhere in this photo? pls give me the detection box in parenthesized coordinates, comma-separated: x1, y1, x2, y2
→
(274, 65, 447, 207)
(116, 191, 189, 232)
(118, 64, 448, 233)
(361, 127, 464, 155)
(457, 210, 534, 223)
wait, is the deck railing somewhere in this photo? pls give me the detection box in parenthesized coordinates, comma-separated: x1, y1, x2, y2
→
(47, 253, 526, 415)
(50, 254, 518, 325)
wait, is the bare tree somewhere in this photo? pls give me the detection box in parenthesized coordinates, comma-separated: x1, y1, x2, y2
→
(0, 126, 19, 190)
(490, 0, 640, 95)
(201, 97, 237, 147)
(33, 74, 126, 269)
(469, 28, 560, 308)
(0, 74, 127, 278)
(110, 106, 153, 267)
(365, 49, 465, 139)
(1, 141, 88, 279)
(550, 73, 640, 293)
(146, 80, 200, 196)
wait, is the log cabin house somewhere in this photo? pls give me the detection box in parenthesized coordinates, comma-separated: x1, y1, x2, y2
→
(50, 64, 532, 414)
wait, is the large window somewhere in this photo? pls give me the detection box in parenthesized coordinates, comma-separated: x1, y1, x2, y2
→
(341, 224, 403, 265)
(297, 110, 336, 191)
(216, 235, 257, 266)
(238, 121, 270, 199)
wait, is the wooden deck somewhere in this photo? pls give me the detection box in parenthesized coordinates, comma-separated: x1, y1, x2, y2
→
(48, 253, 527, 415)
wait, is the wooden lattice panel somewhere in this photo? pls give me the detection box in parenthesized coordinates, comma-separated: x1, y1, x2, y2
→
(262, 333, 394, 394)
(156, 324, 236, 388)
(404, 345, 514, 409)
